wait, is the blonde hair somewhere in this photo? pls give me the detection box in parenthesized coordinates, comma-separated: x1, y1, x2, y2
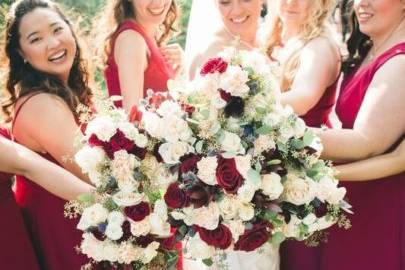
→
(266, 0, 336, 91)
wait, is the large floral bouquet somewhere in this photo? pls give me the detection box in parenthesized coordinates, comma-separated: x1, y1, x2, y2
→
(138, 49, 351, 265)
(67, 100, 180, 269)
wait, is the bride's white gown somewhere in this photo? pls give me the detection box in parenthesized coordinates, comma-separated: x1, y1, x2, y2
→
(183, 243, 280, 270)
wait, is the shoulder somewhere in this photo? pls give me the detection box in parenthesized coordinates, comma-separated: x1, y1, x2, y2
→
(115, 29, 147, 50)
(303, 36, 339, 59)
(373, 54, 405, 84)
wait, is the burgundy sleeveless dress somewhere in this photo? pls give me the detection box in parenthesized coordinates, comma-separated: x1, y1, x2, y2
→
(0, 127, 40, 270)
(317, 43, 405, 270)
(12, 94, 87, 270)
(104, 20, 175, 108)
(280, 80, 338, 270)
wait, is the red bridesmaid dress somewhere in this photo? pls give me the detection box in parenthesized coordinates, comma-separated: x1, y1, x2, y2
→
(318, 43, 405, 270)
(12, 94, 87, 270)
(0, 127, 40, 270)
(104, 19, 175, 108)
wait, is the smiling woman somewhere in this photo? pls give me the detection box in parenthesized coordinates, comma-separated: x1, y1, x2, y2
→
(0, 0, 93, 269)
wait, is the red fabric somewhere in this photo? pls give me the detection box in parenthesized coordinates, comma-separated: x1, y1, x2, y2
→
(318, 43, 405, 270)
(0, 127, 40, 270)
(280, 78, 338, 270)
(12, 94, 87, 270)
(104, 20, 175, 108)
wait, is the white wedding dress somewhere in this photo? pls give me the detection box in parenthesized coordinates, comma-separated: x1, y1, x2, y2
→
(183, 243, 280, 270)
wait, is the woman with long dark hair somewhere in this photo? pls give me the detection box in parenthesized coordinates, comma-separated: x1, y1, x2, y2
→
(1, 0, 93, 268)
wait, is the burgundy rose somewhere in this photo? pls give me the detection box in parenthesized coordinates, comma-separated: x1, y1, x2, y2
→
(219, 89, 232, 102)
(314, 202, 329, 218)
(180, 153, 201, 173)
(197, 224, 233, 249)
(235, 222, 271, 252)
(216, 157, 244, 194)
(88, 134, 104, 147)
(200, 57, 228, 76)
(161, 233, 177, 250)
(124, 202, 150, 222)
(164, 183, 189, 209)
(91, 227, 106, 241)
(110, 130, 134, 152)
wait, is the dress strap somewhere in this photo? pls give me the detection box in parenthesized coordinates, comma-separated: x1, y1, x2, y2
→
(372, 42, 405, 73)
(11, 92, 43, 133)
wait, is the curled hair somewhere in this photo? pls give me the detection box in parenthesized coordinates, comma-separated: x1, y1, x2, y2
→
(266, 0, 336, 91)
(338, 0, 371, 76)
(0, 0, 92, 122)
(94, 0, 179, 67)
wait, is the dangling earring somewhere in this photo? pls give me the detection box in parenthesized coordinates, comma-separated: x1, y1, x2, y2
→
(23, 59, 27, 64)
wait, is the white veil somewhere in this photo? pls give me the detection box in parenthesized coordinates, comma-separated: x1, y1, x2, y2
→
(184, 0, 224, 77)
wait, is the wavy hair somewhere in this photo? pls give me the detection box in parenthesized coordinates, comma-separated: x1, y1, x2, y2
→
(94, 0, 179, 67)
(266, 0, 336, 91)
(0, 0, 92, 122)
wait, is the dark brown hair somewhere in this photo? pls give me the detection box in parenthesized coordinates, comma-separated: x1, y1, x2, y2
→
(97, 0, 179, 66)
(1, 0, 92, 122)
(339, 0, 372, 75)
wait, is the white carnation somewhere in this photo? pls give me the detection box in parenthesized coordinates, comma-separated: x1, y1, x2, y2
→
(105, 223, 123, 240)
(159, 141, 193, 165)
(192, 203, 221, 230)
(130, 217, 151, 237)
(185, 234, 215, 260)
(75, 146, 106, 174)
(107, 211, 125, 227)
(219, 195, 239, 220)
(112, 191, 144, 207)
(157, 100, 183, 118)
(141, 241, 160, 264)
(141, 111, 163, 139)
(161, 115, 193, 143)
(220, 131, 243, 154)
(238, 202, 255, 221)
(219, 65, 250, 98)
(237, 184, 256, 203)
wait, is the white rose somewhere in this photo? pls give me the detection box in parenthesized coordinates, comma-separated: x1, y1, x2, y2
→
(154, 165, 178, 189)
(220, 131, 243, 154)
(86, 116, 116, 142)
(105, 223, 123, 240)
(185, 234, 215, 260)
(111, 150, 139, 192)
(219, 66, 250, 98)
(238, 203, 255, 221)
(161, 115, 193, 143)
(316, 176, 346, 204)
(192, 203, 221, 230)
(157, 100, 183, 118)
(237, 184, 256, 203)
(75, 146, 106, 174)
(278, 122, 295, 143)
(235, 155, 252, 179)
(141, 111, 163, 139)
(219, 196, 239, 220)
(112, 191, 144, 207)
(149, 213, 171, 237)
(261, 173, 284, 200)
(282, 174, 316, 205)
(159, 141, 193, 165)
(263, 112, 282, 127)
(130, 218, 151, 237)
(116, 122, 139, 141)
(77, 203, 109, 231)
(141, 242, 160, 264)
(107, 211, 125, 227)
(197, 156, 218, 186)
(134, 133, 148, 148)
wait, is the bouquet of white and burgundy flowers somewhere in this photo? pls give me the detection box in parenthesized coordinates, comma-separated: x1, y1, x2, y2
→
(137, 48, 351, 266)
(67, 100, 180, 270)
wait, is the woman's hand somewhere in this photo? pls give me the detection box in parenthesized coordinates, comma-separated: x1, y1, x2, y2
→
(160, 43, 184, 76)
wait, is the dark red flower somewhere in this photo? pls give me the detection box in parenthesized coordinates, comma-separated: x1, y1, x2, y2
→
(200, 57, 228, 76)
(181, 103, 195, 117)
(161, 233, 177, 250)
(216, 157, 244, 194)
(164, 183, 189, 209)
(180, 153, 201, 174)
(88, 134, 104, 147)
(91, 227, 106, 241)
(219, 89, 232, 102)
(131, 145, 147, 159)
(118, 221, 132, 242)
(197, 224, 233, 249)
(124, 202, 150, 222)
(235, 222, 271, 252)
(136, 235, 155, 248)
